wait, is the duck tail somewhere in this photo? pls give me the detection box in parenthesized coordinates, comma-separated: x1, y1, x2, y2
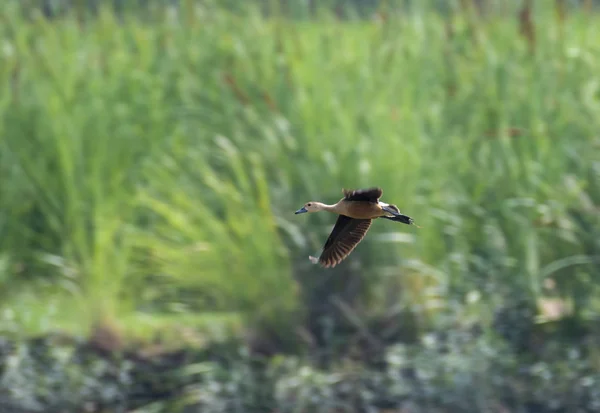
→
(381, 214, 417, 226)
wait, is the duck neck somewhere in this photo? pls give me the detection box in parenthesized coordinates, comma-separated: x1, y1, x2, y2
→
(318, 202, 337, 213)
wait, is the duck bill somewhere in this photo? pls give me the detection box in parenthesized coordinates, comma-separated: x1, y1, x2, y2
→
(295, 207, 308, 214)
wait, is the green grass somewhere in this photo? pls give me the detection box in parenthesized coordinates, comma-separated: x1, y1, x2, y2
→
(0, 1, 598, 345)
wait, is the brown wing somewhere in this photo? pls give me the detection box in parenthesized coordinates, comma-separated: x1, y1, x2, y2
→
(317, 215, 372, 268)
(342, 187, 383, 203)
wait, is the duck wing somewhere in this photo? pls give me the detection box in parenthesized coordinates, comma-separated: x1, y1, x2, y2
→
(315, 215, 373, 268)
(342, 187, 383, 203)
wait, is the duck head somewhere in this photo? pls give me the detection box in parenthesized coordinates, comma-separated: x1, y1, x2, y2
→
(295, 202, 327, 214)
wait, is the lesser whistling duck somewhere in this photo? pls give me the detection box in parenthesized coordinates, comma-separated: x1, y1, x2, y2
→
(295, 187, 417, 268)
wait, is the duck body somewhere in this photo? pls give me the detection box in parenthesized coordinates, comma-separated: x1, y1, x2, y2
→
(331, 198, 385, 219)
(295, 187, 416, 268)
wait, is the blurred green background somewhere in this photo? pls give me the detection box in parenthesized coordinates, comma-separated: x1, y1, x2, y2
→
(1, 0, 599, 412)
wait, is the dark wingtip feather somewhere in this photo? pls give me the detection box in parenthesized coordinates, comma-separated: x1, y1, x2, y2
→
(342, 187, 383, 203)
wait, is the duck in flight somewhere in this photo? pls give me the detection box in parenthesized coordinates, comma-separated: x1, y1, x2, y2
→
(295, 187, 417, 268)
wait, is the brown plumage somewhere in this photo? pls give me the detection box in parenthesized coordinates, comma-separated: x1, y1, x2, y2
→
(295, 187, 418, 268)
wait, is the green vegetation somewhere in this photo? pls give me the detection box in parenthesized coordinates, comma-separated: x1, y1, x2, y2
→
(0, 1, 599, 411)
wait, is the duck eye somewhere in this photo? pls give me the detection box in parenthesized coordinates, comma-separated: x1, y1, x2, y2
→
(307, 203, 312, 207)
